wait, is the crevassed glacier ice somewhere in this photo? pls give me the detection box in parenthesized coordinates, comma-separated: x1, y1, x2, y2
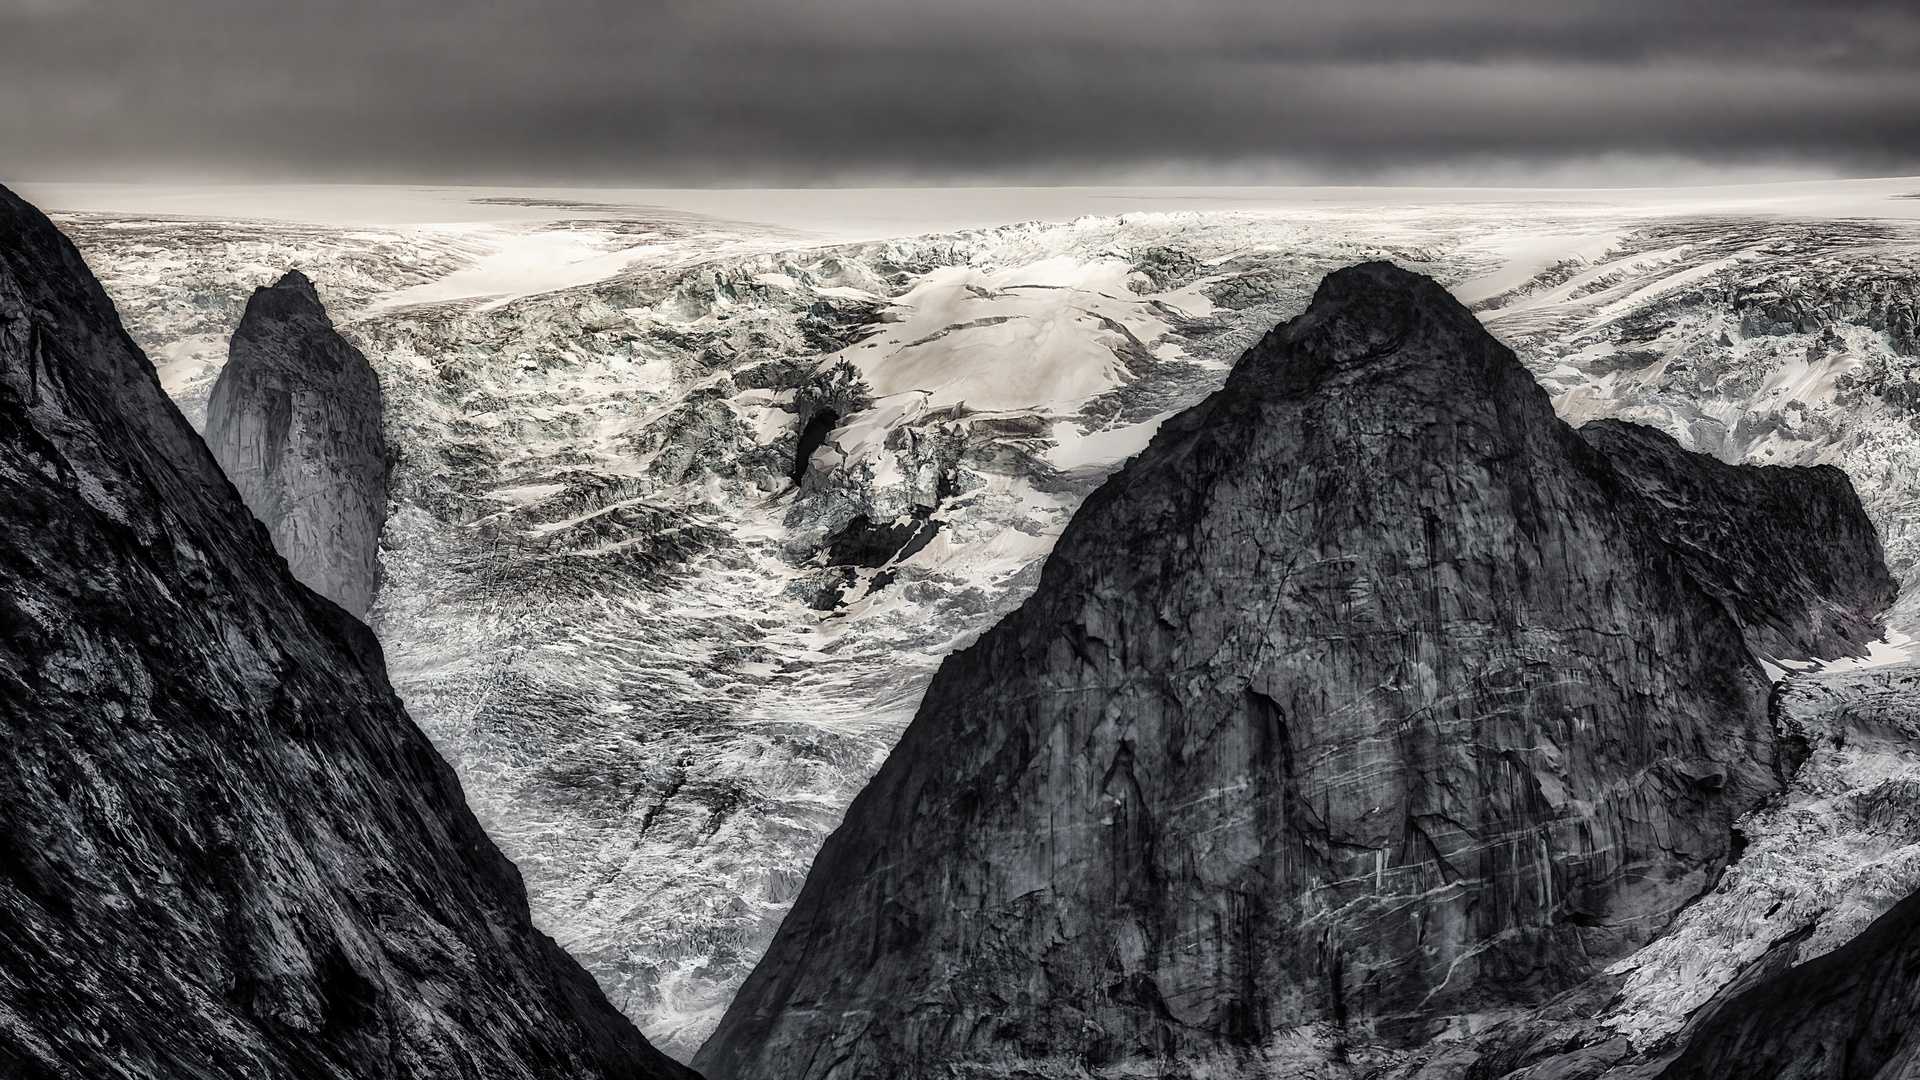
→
(50, 184, 1920, 1062)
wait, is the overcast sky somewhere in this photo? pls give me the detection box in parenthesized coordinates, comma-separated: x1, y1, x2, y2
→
(3, 0, 1916, 186)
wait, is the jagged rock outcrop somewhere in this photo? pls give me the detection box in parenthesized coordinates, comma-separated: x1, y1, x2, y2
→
(206, 269, 387, 619)
(0, 187, 695, 1078)
(696, 262, 1893, 1079)
(1577, 419, 1896, 666)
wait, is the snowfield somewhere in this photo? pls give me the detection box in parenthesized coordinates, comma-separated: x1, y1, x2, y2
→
(30, 178, 1920, 1062)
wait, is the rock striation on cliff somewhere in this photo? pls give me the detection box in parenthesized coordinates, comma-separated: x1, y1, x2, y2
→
(0, 186, 695, 1078)
(206, 269, 387, 619)
(1467, 661, 1920, 1080)
(696, 262, 1894, 1079)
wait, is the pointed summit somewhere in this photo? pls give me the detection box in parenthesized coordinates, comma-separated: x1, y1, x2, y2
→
(206, 269, 387, 618)
(697, 262, 1893, 1079)
(263, 268, 323, 309)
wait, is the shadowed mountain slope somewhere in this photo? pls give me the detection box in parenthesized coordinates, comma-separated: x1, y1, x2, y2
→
(1578, 418, 1894, 667)
(0, 186, 697, 1078)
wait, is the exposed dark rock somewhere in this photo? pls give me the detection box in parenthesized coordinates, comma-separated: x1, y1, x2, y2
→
(823, 510, 942, 569)
(1440, 662, 1920, 1080)
(789, 358, 874, 486)
(205, 269, 388, 619)
(696, 263, 1892, 1080)
(1578, 419, 1895, 665)
(0, 185, 696, 1079)
(789, 408, 838, 484)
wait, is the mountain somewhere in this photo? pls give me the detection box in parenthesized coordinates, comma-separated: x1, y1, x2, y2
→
(0, 186, 695, 1078)
(205, 269, 387, 619)
(42, 191, 1920, 1058)
(695, 262, 1894, 1079)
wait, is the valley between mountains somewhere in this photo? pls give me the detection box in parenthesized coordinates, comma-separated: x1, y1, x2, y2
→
(27, 181, 1920, 1072)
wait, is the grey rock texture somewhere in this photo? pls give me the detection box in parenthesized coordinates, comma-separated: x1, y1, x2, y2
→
(0, 186, 695, 1079)
(697, 263, 1892, 1080)
(1577, 419, 1896, 665)
(206, 269, 388, 619)
(1440, 663, 1920, 1080)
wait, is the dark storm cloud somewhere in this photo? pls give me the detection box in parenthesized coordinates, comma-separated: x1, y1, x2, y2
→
(2, 0, 1916, 183)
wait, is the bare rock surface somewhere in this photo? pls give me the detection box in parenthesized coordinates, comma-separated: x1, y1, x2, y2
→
(1576, 418, 1896, 665)
(206, 269, 388, 618)
(696, 263, 1893, 1080)
(0, 185, 694, 1079)
(1448, 662, 1920, 1080)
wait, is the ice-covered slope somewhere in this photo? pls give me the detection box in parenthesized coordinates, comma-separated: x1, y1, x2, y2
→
(41, 181, 1920, 1064)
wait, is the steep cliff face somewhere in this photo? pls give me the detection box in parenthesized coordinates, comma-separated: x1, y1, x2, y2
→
(205, 269, 387, 619)
(697, 262, 1892, 1079)
(1577, 419, 1896, 666)
(0, 187, 694, 1078)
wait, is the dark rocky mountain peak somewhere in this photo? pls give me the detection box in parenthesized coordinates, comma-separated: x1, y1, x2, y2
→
(695, 261, 1893, 1079)
(0, 186, 695, 1078)
(206, 265, 387, 619)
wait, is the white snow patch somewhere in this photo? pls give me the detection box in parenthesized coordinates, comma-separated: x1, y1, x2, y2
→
(1047, 414, 1174, 471)
(837, 258, 1174, 412)
(1451, 231, 1623, 305)
(370, 230, 666, 312)
(1819, 632, 1915, 674)
(489, 483, 567, 506)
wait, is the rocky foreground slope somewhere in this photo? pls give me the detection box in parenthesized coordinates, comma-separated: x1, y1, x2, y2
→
(0, 187, 693, 1077)
(696, 263, 1894, 1079)
(206, 269, 388, 619)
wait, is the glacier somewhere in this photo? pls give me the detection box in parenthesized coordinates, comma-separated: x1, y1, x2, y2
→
(31, 179, 1920, 1063)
